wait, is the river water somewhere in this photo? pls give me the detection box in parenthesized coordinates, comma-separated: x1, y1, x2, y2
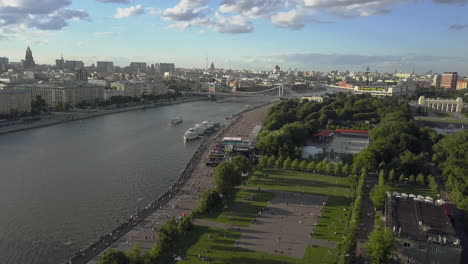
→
(0, 97, 275, 264)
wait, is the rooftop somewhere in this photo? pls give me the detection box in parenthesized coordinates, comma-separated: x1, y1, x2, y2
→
(386, 196, 460, 247)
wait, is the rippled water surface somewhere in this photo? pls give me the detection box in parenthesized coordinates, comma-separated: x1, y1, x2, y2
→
(0, 98, 274, 264)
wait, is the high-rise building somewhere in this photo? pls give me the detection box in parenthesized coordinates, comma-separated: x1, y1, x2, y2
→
(129, 62, 147, 73)
(0, 57, 8, 72)
(56, 56, 64, 70)
(210, 62, 215, 72)
(64, 60, 84, 71)
(97, 61, 114, 73)
(154, 63, 175, 74)
(432, 74, 441, 88)
(441, 72, 458, 89)
(76, 68, 88, 81)
(23, 46, 36, 70)
(456, 80, 468, 90)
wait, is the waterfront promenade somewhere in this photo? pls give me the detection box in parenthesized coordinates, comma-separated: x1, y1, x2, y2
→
(68, 103, 272, 264)
(0, 96, 206, 135)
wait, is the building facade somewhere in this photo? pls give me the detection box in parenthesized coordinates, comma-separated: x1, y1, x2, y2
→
(456, 80, 468, 90)
(155, 63, 175, 75)
(56, 57, 64, 70)
(418, 96, 464, 113)
(0, 89, 32, 115)
(64, 60, 84, 71)
(20, 82, 104, 107)
(129, 62, 147, 73)
(23, 46, 35, 70)
(353, 81, 416, 97)
(0, 57, 9, 72)
(97, 61, 114, 73)
(441, 72, 458, 89)
(432, 74, 441, 88)
(385, 195, 461, 264)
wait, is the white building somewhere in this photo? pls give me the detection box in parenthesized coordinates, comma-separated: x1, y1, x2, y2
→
(0, 88, 32, 115)
(353, 81, 416, 97)
(418, 96, 464, 113)
(19, 82, 104, 107)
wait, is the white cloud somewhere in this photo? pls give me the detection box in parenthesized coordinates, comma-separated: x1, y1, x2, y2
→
(114, 4, 144, 19)
(94, 31, 119, 37)
(219, 0, 286, 18)
(208, 13, 253, 34)
(271, 8, 306, 30)
(0, 0, 88, 32)
(162, 0, 209, 21)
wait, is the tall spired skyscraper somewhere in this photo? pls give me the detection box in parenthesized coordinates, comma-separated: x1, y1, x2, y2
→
(23, 46, 36, 70)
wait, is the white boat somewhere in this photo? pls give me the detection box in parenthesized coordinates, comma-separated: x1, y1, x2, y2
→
(184, 124, 206, 140)
(170, 117, 183, 125)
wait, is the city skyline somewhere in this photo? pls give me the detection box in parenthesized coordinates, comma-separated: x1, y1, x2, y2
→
(1, 0, 468, 74)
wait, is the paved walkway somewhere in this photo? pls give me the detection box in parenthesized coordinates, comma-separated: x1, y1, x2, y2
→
(194, 190, 336, 259)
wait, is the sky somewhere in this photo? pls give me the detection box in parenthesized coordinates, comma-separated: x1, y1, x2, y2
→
(0, 0, 468, 74)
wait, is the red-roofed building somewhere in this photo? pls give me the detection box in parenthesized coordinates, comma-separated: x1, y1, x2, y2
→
(335, 129, 369, 137)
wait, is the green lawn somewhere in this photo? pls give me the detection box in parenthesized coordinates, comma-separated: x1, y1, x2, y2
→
(247, 169, 353, 242)
(393, 183, 437, 198)
(202, 189, 275, 226)
(435, 112, 455, 118)
(176, 226, 336, 264)
(417, 116, 468, 124)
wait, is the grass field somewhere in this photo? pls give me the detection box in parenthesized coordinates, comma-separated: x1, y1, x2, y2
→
(176, 226, 336, 264)
(201, 189, 275, 226)
(435, 112, 455, 118)
(247, 169, 353, 242)
(417, 116, 468, 124)
(394, 183, 437, 198)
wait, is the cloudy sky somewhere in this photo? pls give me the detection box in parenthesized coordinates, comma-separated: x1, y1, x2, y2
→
(1, 0, 468, 74)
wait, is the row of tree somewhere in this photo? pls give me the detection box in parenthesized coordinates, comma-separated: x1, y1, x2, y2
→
(257, 155, 352, 176)
(337, 168, 367, 264)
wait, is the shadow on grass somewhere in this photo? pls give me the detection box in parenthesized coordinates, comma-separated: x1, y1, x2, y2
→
(226, 256, 294, 264)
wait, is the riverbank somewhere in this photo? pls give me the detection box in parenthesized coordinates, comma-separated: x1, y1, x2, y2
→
(0, 96, 207, 136)
(67, 102, 273, 264)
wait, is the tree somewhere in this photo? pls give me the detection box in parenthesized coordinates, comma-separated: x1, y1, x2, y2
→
(416, 173, 425, 185)
(427, 175, 439, 194)
(398, 173, 405, 183)
(291, 159, 300, 170)
(409, 174, 416, 184)
(342, 163, 350, 176)
(325, 162, 334, 174)
(258, 156, 268, 169)
(316, 160, 326, 173)
(388, 169, 396, 182)
(307, 161, 316, 172)
(283, 157, 292, 169)
(334, 162, 343, 175)
(365, 228, 396, 264)
(232, 155, 251, 174)
(97, 249, 130, 264)
(299, 160, 308, 171)
(378, 170, 386, 187)
(267, 155, 276, 167)
(198, 189, 223, 214)
(151, 217, 179, 263)
(214, 162, 241, 194)
(370, 185, 389, 210)
(31, 95, 47, 115)
(275, 156, 285, 168)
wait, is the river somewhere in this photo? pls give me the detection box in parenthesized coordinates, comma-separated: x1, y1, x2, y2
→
(0, 97, 276, 264)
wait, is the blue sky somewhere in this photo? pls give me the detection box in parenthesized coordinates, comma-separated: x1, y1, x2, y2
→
(0, 0, 468, 74)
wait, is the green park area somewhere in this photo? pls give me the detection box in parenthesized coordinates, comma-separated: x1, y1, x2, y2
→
(435, 112, 455, 118)
(176, 226, 336, 264)
(394, 184, 437, 198)
(247, 169, 353, 242)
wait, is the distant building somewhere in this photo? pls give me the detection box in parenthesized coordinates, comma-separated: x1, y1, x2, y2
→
(353, 81, 416, 97)
(0, 57, 9, 72)
(97, 61, 114, 73)
(385, 195, 461, 264)
(441, 72, 458, 89)
(55, 56, 64, 70)
(273, 65, 280, 74)
(75, 68, 88, 81)
(154, 63, 175, 75)
(111, 80, 167, 98)
(395, 73, 411, 79)
(64, 60, 84, 71)
(19, 82, 104, 107)
(129, 62, 147, 73)
(0, 88, 32, 115)
(456, 80, 468, 90)
(418, 96, 464, 113)
(23, 46, 36, 70)
(432, 74, 441, 88)
(210, 62, 215, 72)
